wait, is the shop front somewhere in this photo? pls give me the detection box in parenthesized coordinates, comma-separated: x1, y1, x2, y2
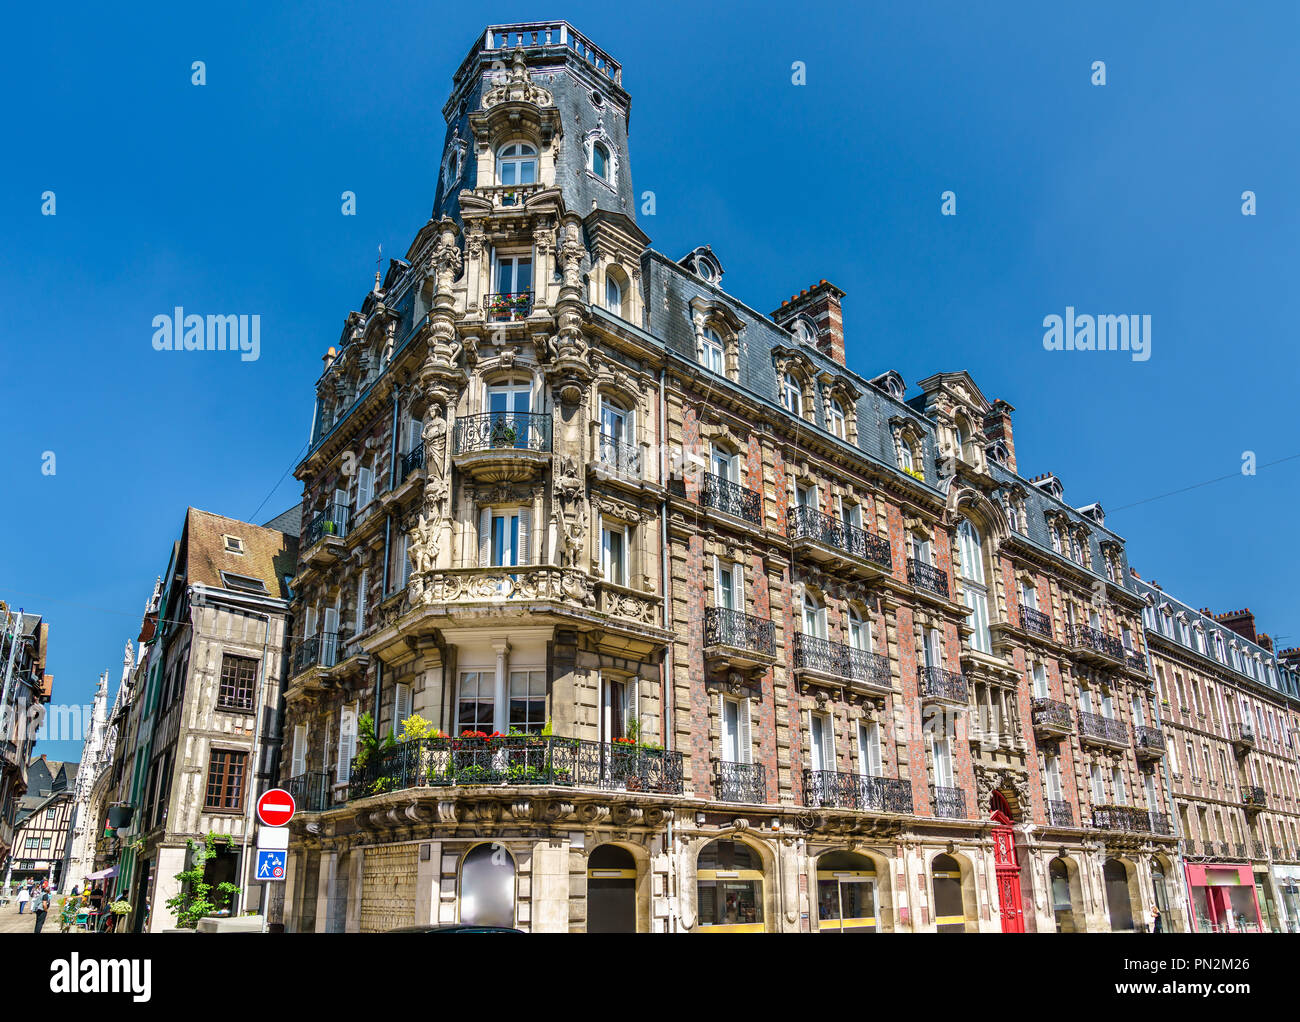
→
(1184, 863, 1263, 933)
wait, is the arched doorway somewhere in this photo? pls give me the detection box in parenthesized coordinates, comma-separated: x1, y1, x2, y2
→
(815, 851, 878, 932)
(990, 793, 1024, 933)
(1103, 858, 1135, 932)
(459, 844, 516, 928)
(697, 839, 764, 932)
(587, 845, 637, 933)
(1049, 857, 1082, 932)
(931, 854, 967, 933)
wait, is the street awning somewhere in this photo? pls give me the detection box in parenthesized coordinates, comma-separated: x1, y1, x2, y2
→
(84, 866, 118, 881)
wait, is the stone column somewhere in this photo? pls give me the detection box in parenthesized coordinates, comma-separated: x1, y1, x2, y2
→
(492, 640, 510, 734)
(315, 850, 337, 933)
(415, 841, 439, 926)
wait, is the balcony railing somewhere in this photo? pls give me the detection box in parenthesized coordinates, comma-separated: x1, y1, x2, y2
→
(292, 632, 339, 676)
(484, 291, 533, 322)
(1031, 697, 1073, 735)
(399, 442, 425, 479)
(715, 760, 767, 804)
(1132, 724, 1166, 758)
(1125, 650, 1148, 675)
(704, 607, 775, 658)
(597, 432, 641, 476)
(802, 770, 914, 814)
(1020, 606, 1053, 638)
(1046, 799, 1074, 827)
(348, 736, 684, 800)
(702, 472, 761, 525)
(908, 559, 949, 598)
(453, 411, 552, 455)
(1077, 710, 1128, 747)
(1253, 840, 1267, 858)
(933, 785, 967, 819)
(787, 505, 892, 569)
(1092, 804, 1171, 834)
(1243, 785, 1267, 810)
(919, 665, 968, 705)
(285, 770, 336, 813)
(1230, 721, 1256, 750)
(1067, 624, 1126, 660)
(792, 633, 891, 692)
(305, 503, 350, 547)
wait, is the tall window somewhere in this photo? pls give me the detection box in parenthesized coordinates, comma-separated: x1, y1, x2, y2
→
(480, 507, 531, 567)
(848, 607, 870, 651)
(203, 750, 248, 811)
(337, 705, 357, 784)
(290, 724, 307, 778)
(722, 696, 751, 764)
(591, 141, 610, 180)
(496, 142, 537, 186)
(217, 653, 258, 712)
(509, 670, 546, 734)
(802, 592, 827, 639)
(931, 735, 954, 787)
(715, 557, 741, 610)
(957, 518, 991, 654)
(1044, 754, 1064, 802)
(392, 683, 412, 737)
(601, 520, 628, 586)
(457, 672, 494, 734)
(710, 443, 740, 482)
(1032, 663, 1049, 699)
(700, 327, 725, 373)
(605, 273, 623, 314)
(858, 721, 881, 777)
(1089, 763, 1105, 804)
(808, 712, 834, 773)
(493, 253, 533, 298)
(1112, 766, 1127, 804)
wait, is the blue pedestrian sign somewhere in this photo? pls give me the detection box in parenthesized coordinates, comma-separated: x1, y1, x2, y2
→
(256, 850, 286, 881)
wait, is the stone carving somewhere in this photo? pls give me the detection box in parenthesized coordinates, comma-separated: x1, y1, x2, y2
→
(559, 220, 585, 291)
(431, 217, 463, 293)
(554, 455, 587, 568)
(481, 49, 554, 111)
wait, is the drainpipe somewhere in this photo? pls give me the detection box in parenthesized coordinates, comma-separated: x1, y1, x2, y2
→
(658, 367, 672, 753)
(376, 384, 402, 736)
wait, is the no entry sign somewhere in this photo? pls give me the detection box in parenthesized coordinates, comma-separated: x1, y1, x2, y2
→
(256, 788, 296, 828)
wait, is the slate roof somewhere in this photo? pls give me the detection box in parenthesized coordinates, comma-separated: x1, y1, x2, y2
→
(183, 508, 299, 601)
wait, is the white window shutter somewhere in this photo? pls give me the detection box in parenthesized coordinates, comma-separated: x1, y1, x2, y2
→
(359, 466, 373, 509)
(739, 698, 752, 764)
(479, 508, 491, 567)
(356, 569, 368, 635)
(291, 724, 307, 777)
(518, 507, 531, 564)
(394, 683, 412, 735)
(338, 706, 357, 785)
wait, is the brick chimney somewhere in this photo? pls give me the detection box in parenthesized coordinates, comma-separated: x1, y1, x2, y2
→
(1213, 608, 1258, 644)
(984, 399, 1016, 472)
(772, 280, 846, 366)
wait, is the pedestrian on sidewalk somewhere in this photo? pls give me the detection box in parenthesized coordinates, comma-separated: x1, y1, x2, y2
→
(33, 889, 50, 933)
(16, 885, 30, 915)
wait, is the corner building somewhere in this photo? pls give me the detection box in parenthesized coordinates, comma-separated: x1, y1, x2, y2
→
(279, 22, 1175, 933)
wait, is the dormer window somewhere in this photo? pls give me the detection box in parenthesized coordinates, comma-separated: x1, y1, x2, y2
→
(828, 399, 846, 440)
(496, 142, 537, 187)
(790, 317, 817, 346)
(591, 141, 610, 181)
(781, 372, 803, 416)
(605, 273, 622, 315)
(700, 327, 725, 373)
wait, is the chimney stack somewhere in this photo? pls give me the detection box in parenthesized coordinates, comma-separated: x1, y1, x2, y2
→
(772, 280, 847, 366)
(984, 399, 1016, 473)
(1213, 608, 1258, 644)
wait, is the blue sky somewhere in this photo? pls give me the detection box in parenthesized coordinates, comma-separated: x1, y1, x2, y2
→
(3, 1, 1298, 762)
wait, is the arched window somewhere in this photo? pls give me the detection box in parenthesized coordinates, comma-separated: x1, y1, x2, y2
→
(802, 592, 827, 639)
(460, 844, 516, 927)
(828, 399, 846, 439)
(697, 839, 763, 931)
(957, 517, 991, 654)
(847, 606, 870, 651)
(605, 273, 623, 315)
(592, 141, 611, 180)
(496, 142, 537, 187)
(700, 327, 725, 373)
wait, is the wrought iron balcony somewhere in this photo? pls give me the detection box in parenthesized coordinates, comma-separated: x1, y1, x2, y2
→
(702, 472, 761, 525)
(347, 735, 685, 801)
(1045, 799, 1074, 827)
(305, 502, 350, 549)
(1230, 721, 1256, 753)
(399, 441, 425, 479)
(907, 558, 949, 598)
(1031, 697, 1073, 737)
(597, 432, 641, 476)
(715, 760, 767, 804)
(1271, 845, 1284, 860)
(484, 291, 533, 322)
(1125, 649, 1148, 676)
(792, 633, 891, 693)
(704, 607, 776, 661)
(1092, 804, 1171, 834)
(285, 770, 336, 813)
(919, 665, 968, 706)
(453, 411, 552, 455)
(787, 505, 892, 571)
(1236, 842, 1248, 859)
(802, 770, 914, 814)
(292, 632, 339, 676)
(1253, 840, 1267, 858)
(1020, 606, 1053, 638)
(1077, 710, 1128, 749)
(1243, 785, 1267, 811)
(1133, 724, 1167, 760)
(1067, 623, 1126, 662)
(932, 785, 967, 819)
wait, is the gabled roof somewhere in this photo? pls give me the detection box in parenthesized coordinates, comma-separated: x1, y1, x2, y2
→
(182, 508, 299, 601)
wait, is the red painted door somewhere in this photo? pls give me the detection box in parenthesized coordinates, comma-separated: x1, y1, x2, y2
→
(992, 811, 1025, 933)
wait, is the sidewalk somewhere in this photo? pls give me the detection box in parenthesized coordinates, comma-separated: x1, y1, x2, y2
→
(0, 897, 55, 935)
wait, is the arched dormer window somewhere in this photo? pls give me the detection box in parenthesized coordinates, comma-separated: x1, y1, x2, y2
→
(605, 269, 624, 316)
(827, 398, 846, 440)
(781, 372, 803, 417)
(592, 140, 611, 180)
(496, 142, 537, 187)
(894, 424, 924, 481)
(700, 326, 725, 373)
